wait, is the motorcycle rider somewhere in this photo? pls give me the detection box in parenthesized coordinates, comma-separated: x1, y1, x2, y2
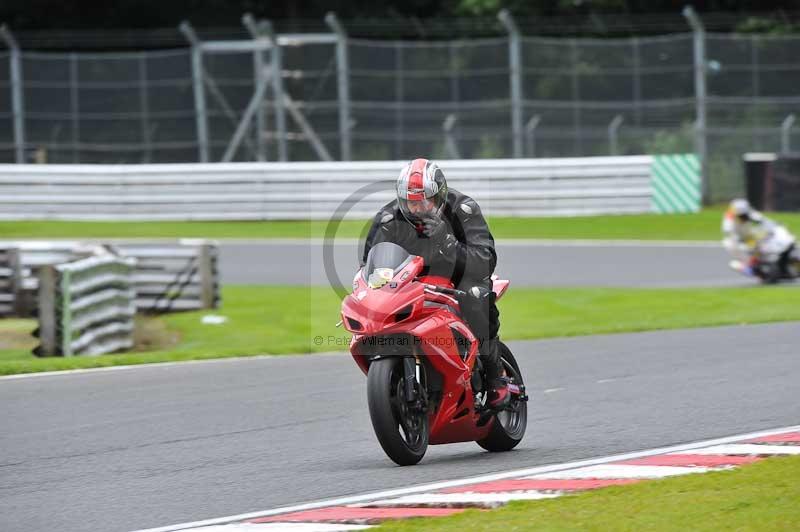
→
(362, 158, 509, 408)
(722, 198, 798, 279)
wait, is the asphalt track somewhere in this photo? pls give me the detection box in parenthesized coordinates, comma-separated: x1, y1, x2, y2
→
(218, 240, 746, 288)
(2, 322, 798, 532)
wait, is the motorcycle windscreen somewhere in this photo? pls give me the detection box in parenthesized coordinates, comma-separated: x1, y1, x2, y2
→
(362, 242, 414, 288)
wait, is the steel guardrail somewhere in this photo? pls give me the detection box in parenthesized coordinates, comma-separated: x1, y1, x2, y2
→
(35, 255, 137, 357)
(0, 157, 657, 220)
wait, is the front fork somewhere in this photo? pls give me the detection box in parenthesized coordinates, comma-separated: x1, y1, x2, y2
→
(402, 356, 430, 415)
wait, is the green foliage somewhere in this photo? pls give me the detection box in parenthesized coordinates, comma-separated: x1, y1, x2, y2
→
(736, 16, 798, 35)
(453, 0, 502, 17)
(473, 135, 505, 158)
(354, 143, 392, 162)
(643, 122, 695, 155)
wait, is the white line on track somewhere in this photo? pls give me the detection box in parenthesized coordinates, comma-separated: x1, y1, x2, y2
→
(131, 424, 800, 532)
(687, 444, 800, 455)
(526, 464, 710, 479)
(0, 352, 352, 381)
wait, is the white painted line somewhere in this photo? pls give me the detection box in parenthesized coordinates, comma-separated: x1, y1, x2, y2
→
(527, 464, 710, 480)
(359, 491, 561, 508)
(0, 351, 349, 381)
(131, 424, 800, 532)
(0, 355, 276, 381)
(542, 388, 564, 394)
(687, 444, 800, 456)
(181, 524, 371, 532)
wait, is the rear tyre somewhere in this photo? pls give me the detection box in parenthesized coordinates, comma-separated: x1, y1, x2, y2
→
(367, 357, 428, 466)
(477, 342, 528, 452)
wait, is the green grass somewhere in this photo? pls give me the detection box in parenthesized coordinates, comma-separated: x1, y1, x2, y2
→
(373, 456, 800, 532)
(2, 284, 799, 375)
(2, 209, 799, 240)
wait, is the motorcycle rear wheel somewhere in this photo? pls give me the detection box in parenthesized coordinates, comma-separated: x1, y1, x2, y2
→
(477, 342, 528, 452)
(367, 357, 428, 466)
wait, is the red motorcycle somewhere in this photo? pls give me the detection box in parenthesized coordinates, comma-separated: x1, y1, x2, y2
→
(341, 242, 528, 465)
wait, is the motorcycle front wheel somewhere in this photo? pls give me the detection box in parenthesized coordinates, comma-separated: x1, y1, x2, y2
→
(367, 357, 428, 466)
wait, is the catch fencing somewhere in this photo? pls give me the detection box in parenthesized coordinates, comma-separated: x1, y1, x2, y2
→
(35, 255, 137, 356)
(2, 13, 800, 202)
(0, 156, 701, 220)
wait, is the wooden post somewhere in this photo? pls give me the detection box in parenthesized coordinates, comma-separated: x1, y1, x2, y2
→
(198, 243, 217, 309)
(36, 266, 58, 356)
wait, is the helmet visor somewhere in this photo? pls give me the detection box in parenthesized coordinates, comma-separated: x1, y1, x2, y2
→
(399, 197, 440, 223)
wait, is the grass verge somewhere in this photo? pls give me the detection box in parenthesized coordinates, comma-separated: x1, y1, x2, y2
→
(2, 209, 799, 241)
(1, 284, 799, 376)
(373, 455, 800, 532)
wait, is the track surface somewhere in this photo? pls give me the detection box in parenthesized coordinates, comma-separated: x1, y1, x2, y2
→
(219, 240, 743, 287)
(2, 322, 798, 532)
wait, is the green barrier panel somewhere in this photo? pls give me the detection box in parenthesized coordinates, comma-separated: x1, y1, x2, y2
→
(651, 154, 701, 213)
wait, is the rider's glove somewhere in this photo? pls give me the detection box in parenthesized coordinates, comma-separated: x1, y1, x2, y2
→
(420, 216, 458, 259)
(421, 216, 448, 240)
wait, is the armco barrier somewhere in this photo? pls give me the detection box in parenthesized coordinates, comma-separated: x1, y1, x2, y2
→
(2, 240, 219, 316)
(0, 241, 111, 316)
(35, 255, 137, 357)
(0, 247, 22, 316)
(0, 156, 701, 221)
(116, 240, 220, 313)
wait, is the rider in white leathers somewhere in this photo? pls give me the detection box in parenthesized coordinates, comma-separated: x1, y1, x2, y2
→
(722, 199, 798, 279)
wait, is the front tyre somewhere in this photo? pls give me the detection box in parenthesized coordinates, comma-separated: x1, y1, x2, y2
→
(477, 342, 528, 452)
(367, 358, 428, 466)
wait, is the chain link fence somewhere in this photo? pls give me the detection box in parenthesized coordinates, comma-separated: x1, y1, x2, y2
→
(2, 22, 800, 202)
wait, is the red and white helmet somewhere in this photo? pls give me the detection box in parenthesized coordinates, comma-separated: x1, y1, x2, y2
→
(396, 158, 448, 224)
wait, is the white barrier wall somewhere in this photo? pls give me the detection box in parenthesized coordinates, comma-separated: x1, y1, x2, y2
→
(0, 157, 658, 220)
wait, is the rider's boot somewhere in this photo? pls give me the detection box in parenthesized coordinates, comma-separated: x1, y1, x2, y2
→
(481, 337, 509, 408)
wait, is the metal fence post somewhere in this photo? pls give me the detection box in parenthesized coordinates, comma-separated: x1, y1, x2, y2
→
(443, 114, 461, 159)
(138, 53, 152, 163)
(243, 13, 268, 162)
(525, 115, 540, 157)
(683, 6, 708, 204)
(781, 114, 796, 153)
(570, 38, 582, 155)
(608, 115, 624, 155)
(261, 21, 288, 162)
(0, 26, 25, 164)
(632, 37, 642, 127)
(69, 53, 80, 163)
(180, 21, 210, 163)
(498, 9, 523, 158)
(325, 13, 352, 161)
(394, 41, 404, 159)
(751, 35, 760, 148)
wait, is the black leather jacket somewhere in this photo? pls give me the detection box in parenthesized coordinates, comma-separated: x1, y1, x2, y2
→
(362, 188, 497, 287)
